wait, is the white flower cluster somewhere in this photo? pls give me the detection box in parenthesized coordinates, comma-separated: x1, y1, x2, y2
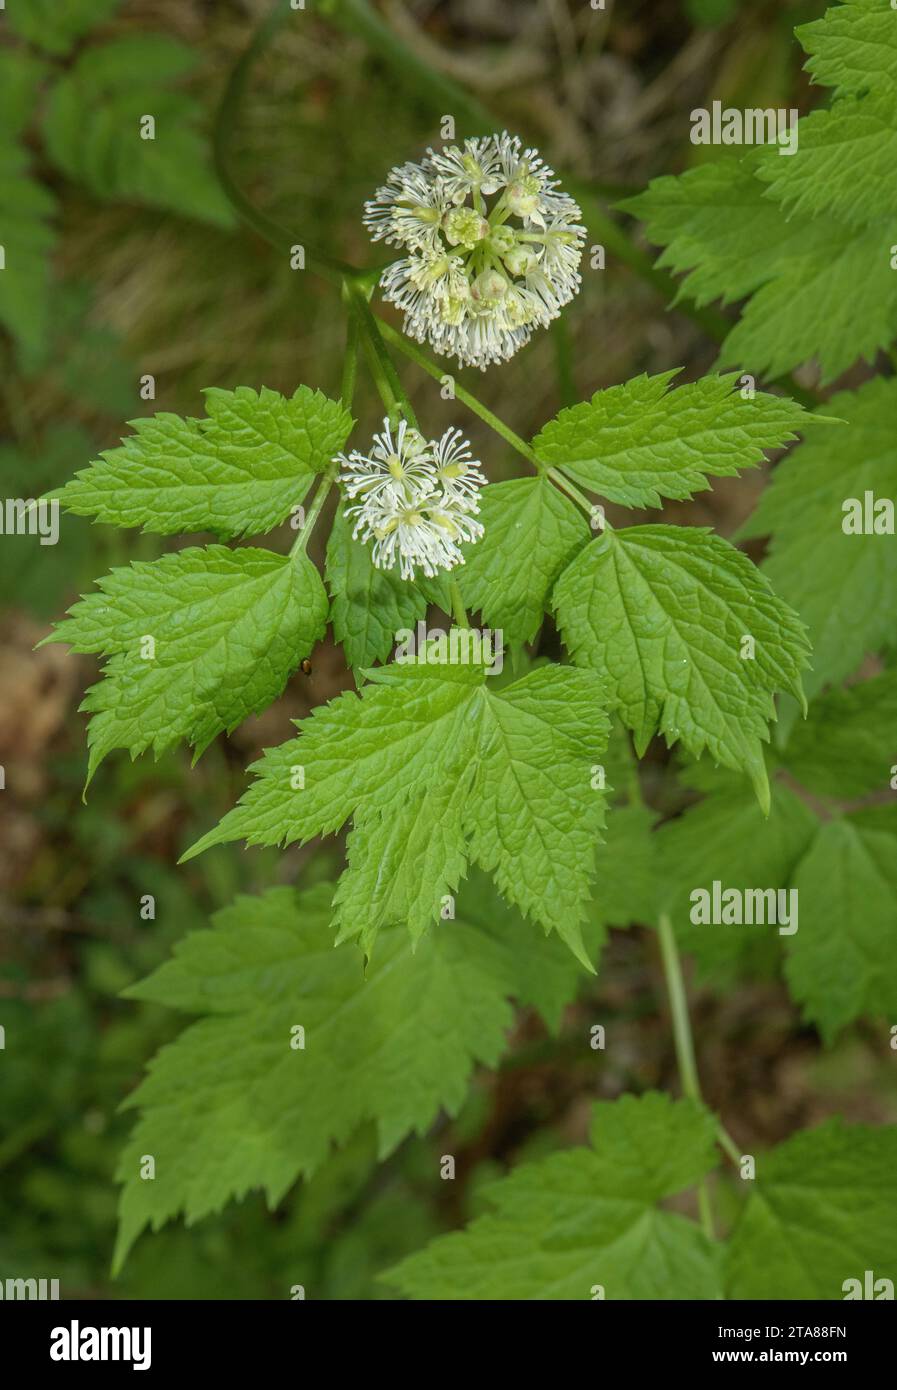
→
(364, 133, 586, 370)
(337, 418, 485, 581)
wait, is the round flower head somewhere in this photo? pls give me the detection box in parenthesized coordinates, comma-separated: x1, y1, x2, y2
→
(338, 420, 485, 581)
(364, 133, 586, 370)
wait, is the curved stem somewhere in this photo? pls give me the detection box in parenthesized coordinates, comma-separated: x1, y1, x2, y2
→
(213, 0, 361, 284)
(656, 911, 716, 1241)
(376, 318, 538, 465)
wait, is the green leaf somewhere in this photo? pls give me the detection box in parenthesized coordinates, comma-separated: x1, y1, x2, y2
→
(54, 387, 352, 539)
(114, 878, 595, 1270)
(621, 159, 807, 313)
(755, 90, 897, 230)
(385, 1093, 722, 1300)
(6, 0, 122, 55)
(726, 1119, 897, 1298)
(797, 0, 897, 99)
(740, 378, 897, 697)
(658, 780, 817, 984)
(325, 506, 430, 669)
(553, 525, 810, 810)
(458, 476, 589, 643)
(42, 37, 233, 226)
(623, 148, 897, 384)
(532, 371, 809, 509)
(785, 812, 897, 1042)
(0, 49, 49, 135)
(184, 660, 610, 965)
(783, 667, 897, 800)
(0, 144, 56, 356)
(45, 545, 328, 778)
(718, 213, 896, 385)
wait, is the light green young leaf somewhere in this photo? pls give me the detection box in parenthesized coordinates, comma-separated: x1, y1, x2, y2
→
(386, 1093, 722, 1300)
(44, 545, 328, 779)
(740, 378, 897, 697)
(114, 878, 596, 1271)
(325, 507, 431, 669)
(785, 810, 897, 1043)
(53, 387, 351, 539)
(42, 37, 233, 226)
(532, 372, 809, 509)
(783, 667, 897, 800)
(658, 780, 817, 984)
(726, 1118, 897, 1298)
(184, 660, 610, 965)
(553, 525, 810, 810)
(458, 476, 589, 643)
(0, 49, 50, 135)
(797, 0, 897, 98)
(6, 0, 122, 55)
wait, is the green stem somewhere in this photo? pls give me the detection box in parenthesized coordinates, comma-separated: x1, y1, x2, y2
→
(376, 318, 538, 465)
(347, 287, 419, 429)
(656, 911, 716, 1241)
(448, 578, 469, 629)
(546, 467, 598, 519)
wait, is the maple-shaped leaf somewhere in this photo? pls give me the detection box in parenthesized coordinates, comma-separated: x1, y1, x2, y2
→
(726, 1117, 897, 1298)
(184, 658, 610, 965)
(532, 371, 810, 509)
(385, 1093, 722, 1300)
(53, 387, 352, 539)
(552, 525, 810, 810)
(114, 877, 598, 1271)
(43, 545, 328, 780)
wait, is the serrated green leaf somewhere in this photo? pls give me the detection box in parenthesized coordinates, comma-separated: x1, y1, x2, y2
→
(623, 139, 897, 383)
(6, 0, 122, 55)
(785, 812, 897, 1042)
(553, 525, 810, 810)
(658, 781, 817, 984)
(42, 37, 233, 226)
(718, 213, 896, 384)
(45, 545, 328, 778)
(386, 1093, 722, 1300)
(797, 0, 897, 99)
(114, 878, 595, 1270)
(457, 476, 589, 644)
(325, 506, 431, 668)
(740, 378, 897, 697)
(533, 371, 809, 509)
(621, 159, 807, 313)
(783, 667, 897, 799)
(184, 660, 610, 965)
(755, 90, 897, 230)
(726, 1118, 897, 1298)
(54, 387, 351, 539)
